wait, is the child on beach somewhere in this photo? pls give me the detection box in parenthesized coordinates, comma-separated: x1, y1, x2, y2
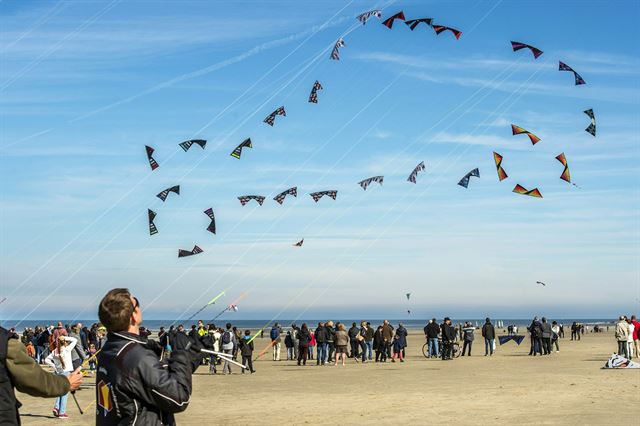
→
(391, 335, 404, 362)
(239, 330, 255, 374)
(88, 343, 97, 371)
(285, 331, 294, 360)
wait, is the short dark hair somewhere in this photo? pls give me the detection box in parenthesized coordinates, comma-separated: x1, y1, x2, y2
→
(99, 288, 134, 333)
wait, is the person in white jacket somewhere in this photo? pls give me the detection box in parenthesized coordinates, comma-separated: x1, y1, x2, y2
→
(44, 335, 77, 419)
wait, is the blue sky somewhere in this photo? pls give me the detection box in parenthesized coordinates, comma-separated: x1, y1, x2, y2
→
(1, 0, 638, 323)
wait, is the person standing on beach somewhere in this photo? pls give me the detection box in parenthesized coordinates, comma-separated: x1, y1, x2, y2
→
(551, 321, 561, 353)
(541, 318, 553, 355)
(239, 330, 255, 374)
(362, 321, 374, 361)
(441, 318, 455, 360)
(348, 323, 360, 359)
(425, 319, 440, 358)
(314, 322, 328, 365)
(631, 315, 640, 359)
(461, 322, 475, 356)
(326, 321, 336, 363)
(528, 317, 543, 356)
(615, 316, 629, 358)
(381, 320, 394, 363)
(373, 325, 383, 362)
(297, 324, 311, 366)
(626, 318, 635, 358)
(481, 318, 496, 357)
(221, 323, 236, 374)
(44, 335, 77, 418)
(334, 324, 349, 366)
(270, 323, 282, 361)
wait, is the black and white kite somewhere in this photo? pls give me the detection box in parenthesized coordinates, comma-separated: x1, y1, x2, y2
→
(584, 109, 596, 137)
(263, 106, 286, 126)
(457, 168, 480, 188)
(178, 245, 203, 258)
(357, 9, 381, 25)
(536, 281, 546, 287)
(230, 138, 252, 159)
(145, 145, 159, 171)
(179, 139, 206, 152)
(273, 187, 297, 204)
(156, 185, 180, 202)
(330, 38, 345, 60)
(405, 18, 433, 30)
(510, 41, 543, 59)
(204, 208, 216, 234)
(238, 195, 265, 206)
(308, 80, 323, 103)
(382, 11, 405, 29)
(293, 239, 304, 247)
(358, 176, 384, 190)
(407, 161, 426, 184)
(559, 61, 586, 85)
(148, 209, 158, 235)
(310, 190, 337, 202)
(498, 335, 526, 345)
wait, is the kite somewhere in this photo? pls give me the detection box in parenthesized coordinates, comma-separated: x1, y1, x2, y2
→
(358, 176, 384, 190)
(357, 10, 381, 25)
(536, 281, 546, 286)
(156, 185, 180, 202)
(186, 290, 226, 321)
(330, 38, 345, 60)
(229, 304, 238, 312)
(406, 293, 411, 300)
(407, 310, 411, 315)
(603, 354, 640, 369)
(555, 153, 572, 183)
(498, 335, 526, 345)
(309, 190, 337, 202)
(493, 152, 508, 181)
(510, 41, 543, 59)
(512, 184, 542, 198)
(273, 187, 297, 204)
(145, 145, 159, 171)
(381, 11, 406, 29)
(238, 195, 265, 206)
(511, 124, 541, 145)
(405, 18, 433, 30)
(407, 161, 426, 184)
(584, 109, 596, 137)
(308, 80, 323, 103)
(179, 139, 206, 152)
(148, 209, 158, 235)
(178, 245, 203, 258)
(204, 208, 216, 234)
(432, 25, 462, 39)
(559, 61, 586, 85)
(263, 106, 286, 126)
(458, 168, 480, 188)
(293, 239, 304, 247)
(230, 138, 252, 159)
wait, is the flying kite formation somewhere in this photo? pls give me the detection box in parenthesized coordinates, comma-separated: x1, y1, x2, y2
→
(512, 184, 542, 198)
(559, 61, 586, 85)
(310, 190, 338, 202)
(511, 124, 541, 145)
(458, 168, 480, 188)
(263, 106, 286, 126)
(382, 11, 406, 29)
(405, 18, 433, 30)
(156, 185, 180, 202)
(358, 176, 384, 190)
(330, 38, 345, 60)
(204, 208, 216, 234)
(238, 195, 266, 206)
(407, 161, 426, 184)
(274, 187, 297, 204)
(308, 80, 323, 103)
(510, 41, 543, 59)
(178, 245, 203, 258)
(357, 10, 381, 25)
(179, 139, 206, 152)
(145, 145, 159, 171)
(584, 109, 596, 136)
(493, 152, 508, 181)
(432, 25, 462, 39)
(148, 209, 158, 235)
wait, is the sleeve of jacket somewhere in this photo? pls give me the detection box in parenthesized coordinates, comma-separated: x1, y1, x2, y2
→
(6, 339, 70, 398)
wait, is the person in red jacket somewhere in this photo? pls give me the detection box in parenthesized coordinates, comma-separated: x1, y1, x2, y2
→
(631, 315, 640, 359)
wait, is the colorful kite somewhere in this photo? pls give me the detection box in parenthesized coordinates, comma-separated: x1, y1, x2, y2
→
(555, 153, 571, 183)
(330, 38, 345, 60)
(510, 41, 543, 59)
(382, 11, 405, 29)
(310, 190, 337, 202)
(559, 61, 586, 85)
(230, 138, 252, 159)
(432, 25, 462, 39)
(407, 161, 426, 184)
(148, 209, 158, 235)
(458, 168, 480, 188)
(308, 80, 323, 103)
(204, 208, 216, 234)
(179, 139, 206, 152)
(178, 245, 203, 258)
(293, 239, 304, 247)
(156, 185, 180, 202)
(273, 187, 297, 205)
(263, 106, 286, 126)
(511, 124, 541, 145)
(493, 152, 508, 181)
(584, 109, 596, 137)
(238, 195, 265, 206)
(498, 335, 526, 345)
(512, 184, 542, 198)
(405, 18, 433, 30)
(357, 10, 381, 25)
(358, 176, 384, 190)
(145, 145, 159, 171)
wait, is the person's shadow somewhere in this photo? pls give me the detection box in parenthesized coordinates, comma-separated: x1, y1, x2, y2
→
(20, 413, 56, 419)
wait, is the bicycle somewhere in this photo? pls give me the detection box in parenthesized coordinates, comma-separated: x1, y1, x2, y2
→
(422, 341, 461, 359)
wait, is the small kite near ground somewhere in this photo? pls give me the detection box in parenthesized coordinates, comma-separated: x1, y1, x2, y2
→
(555, 153, 572, 184)
(357, 10, 381, 25)
(148, 209, 158, 235)
(330, 38, 345, 60)
(156, 185, 180, 202)
(510, 41, 543, 59)
(263, 106, 286, 126)
(310, 190, 337, 202)
(145, 145, 159, 171)
(512, 184, 542, 198)
(405, 18, 433, 30)
(584, 109, 596, 137)
(458, 168, 480, 188)
(178, 245, 203, 258)
(432, 25, 462, 39)
(309, 80, 323, 103)
(293, 239, 304, 247)
(238, 195, 265, 206)
(493, 152, 508, 181)
(498, 335, 526, 345)
(204, 208, 216, 234)
(559, 61, 586, 85)
(179, 139, 206, 152)
(273, 187, 297, 204)
(511, 124, 541, 145)
(358, 176, 384, 190)
(536, 281, 546, 286)
(407, 161, 426, 184)
(382, 11, 406, 29)
(230, 138, 252, 159)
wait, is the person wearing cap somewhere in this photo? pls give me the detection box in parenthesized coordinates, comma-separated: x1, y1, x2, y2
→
(441, 318, 455, 360)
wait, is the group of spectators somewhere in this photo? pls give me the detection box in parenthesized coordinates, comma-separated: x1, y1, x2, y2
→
(615, 315, 639, 359)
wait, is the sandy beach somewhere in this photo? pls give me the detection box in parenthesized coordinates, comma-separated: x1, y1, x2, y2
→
(17, 329, 639, 425)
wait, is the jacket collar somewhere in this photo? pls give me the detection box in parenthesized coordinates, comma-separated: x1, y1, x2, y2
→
(109, 331, 147, 345)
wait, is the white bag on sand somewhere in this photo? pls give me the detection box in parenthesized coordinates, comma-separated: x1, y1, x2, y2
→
(603, 353, 640, 369)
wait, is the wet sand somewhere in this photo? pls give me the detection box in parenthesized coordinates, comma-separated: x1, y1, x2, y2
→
(18, 330, 639, 425)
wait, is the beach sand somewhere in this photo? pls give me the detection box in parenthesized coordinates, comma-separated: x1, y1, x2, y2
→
(17, 330, 639, 425)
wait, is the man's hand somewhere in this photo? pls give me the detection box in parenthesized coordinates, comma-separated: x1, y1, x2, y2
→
(67, 368, 83, 391)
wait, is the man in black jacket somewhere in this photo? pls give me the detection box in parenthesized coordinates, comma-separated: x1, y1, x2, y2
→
(425, 319, 440, 358)
(440, 318, 455, 360)
(314, 322, 328, 365)
(96, 288, 202, 426)
(348, 323, 360, 359)
(481, 318, 496, 356)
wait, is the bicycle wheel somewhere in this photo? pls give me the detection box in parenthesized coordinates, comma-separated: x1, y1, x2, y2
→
(422, 342, 429, 358)
(452, 342, 461, 358)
